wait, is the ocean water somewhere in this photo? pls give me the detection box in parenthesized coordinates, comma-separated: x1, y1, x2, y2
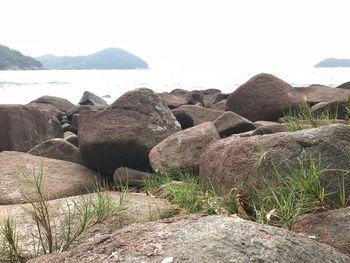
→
(0, 67, 350, 105)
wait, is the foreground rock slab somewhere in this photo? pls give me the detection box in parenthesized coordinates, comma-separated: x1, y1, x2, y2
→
(28, 215, 349, 263)
(0, 192, 168, 260)
(0, 151, 97, 205)
(293, 207, 350, 256)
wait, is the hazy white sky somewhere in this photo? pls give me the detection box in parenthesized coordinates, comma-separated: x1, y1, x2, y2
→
(1, 0, 350, 71)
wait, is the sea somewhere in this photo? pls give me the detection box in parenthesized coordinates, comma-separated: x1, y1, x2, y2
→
(0, 67, 350, 105)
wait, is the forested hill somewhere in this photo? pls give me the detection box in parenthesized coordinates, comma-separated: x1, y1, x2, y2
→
(36, 48, 149, 70)
(0, 44, 42, 70)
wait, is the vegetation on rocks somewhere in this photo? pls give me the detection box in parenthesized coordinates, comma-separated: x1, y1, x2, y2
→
(0, 44, 42, 70)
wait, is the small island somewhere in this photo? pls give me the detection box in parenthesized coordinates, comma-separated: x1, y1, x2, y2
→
(36, 48, 149, 70)
(314, 58, 350, 68)
(0, 44, 42, 70)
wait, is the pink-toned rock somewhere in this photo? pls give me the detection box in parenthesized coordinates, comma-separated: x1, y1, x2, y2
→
(149, 122, 220, 171)
(226, 73, 305, 121)
(0, 151, 97, 205)
(0, 104, 63, 152)
(79, 88, 181, 175)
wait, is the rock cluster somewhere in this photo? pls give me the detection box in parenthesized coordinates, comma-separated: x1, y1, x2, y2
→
(1, 73, 350, 261)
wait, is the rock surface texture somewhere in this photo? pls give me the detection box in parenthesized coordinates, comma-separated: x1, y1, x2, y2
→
(0, 151, 97, 205)
(149, 122, 220, 171)
(27, 215, 350, 263)
(28, 138, 82, 164)
(0, 105, 63, 152)
(293, 207, 350, 256)
(79, 88, 181, 175)
(226, 73, 305, 121)
(199, 124, 350, 205)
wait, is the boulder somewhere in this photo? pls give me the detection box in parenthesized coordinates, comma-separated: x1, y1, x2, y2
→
(310, 101, 350, 120)
(170, 88, 190, 98)
(186, 90, 204, 106)
(157, 92, 187, 109)
(28, 138, 82, 164)
(28, 215, 350, 263)
(62, 123, 78, 134)
(0, 191, 168, 260)
(0, 151, 97, 205)
(78, 91, 108, 107)
(29, 96, 76, 117)
(171, 108, 194, 129)
(177, 105, 224, 126)
(0, 105, 63, 152)
(293, 207, 350, 256)
(226, 73, 305, 121)
(199, 124, 350, 205)
(206, 93, 229, 108)
(251, 123, 288, 135)
(71, 113, 79, 128)
(296, 85, 350, 105)
(149, 122, 220, 171)
(114, 167, 150, 187)
(213, 111, 257, 137)
(64, 132, 79, 147)
(337, 81, 350, 90)
(209, 99, 226, 111)
(79, 88, 181, 175)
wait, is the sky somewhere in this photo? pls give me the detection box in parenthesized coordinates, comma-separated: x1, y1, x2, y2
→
(1, 0, 350, 71)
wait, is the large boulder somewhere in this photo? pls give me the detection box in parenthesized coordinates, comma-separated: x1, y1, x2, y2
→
(199, 124, 350, 205)
(79, 88, 181, 175)
(0, 151, 97, 205)
(29, 95, 76, 117)
(28, 215, 350, 263)
(177, 105, 224, 126)
(296, 85, 350, 105)
(293, 207, 350, 256)
(0, 105, 63, 152)
(28, 138, 82, 164)
(78, 91, 108, 107)
(226, 73, 305, 121)
(149, 122, 220, 171)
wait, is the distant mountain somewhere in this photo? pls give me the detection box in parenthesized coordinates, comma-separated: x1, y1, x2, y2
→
(0, 44, 42, 70)
(314, 58, 350, 68)
(37, 48, 149, 70)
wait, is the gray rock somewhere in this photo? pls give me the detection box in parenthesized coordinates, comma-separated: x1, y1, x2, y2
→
(27, 215, 350, 263)
(213, 111, 257, 137)
(28, 138, 82, 164)
(79, 91, 108, 107)
(149, 122, 220, 171)
(251, 123, 288, 135)
(0, 105, 63, 152)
